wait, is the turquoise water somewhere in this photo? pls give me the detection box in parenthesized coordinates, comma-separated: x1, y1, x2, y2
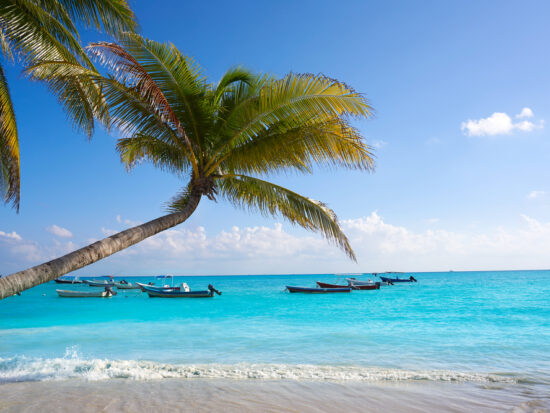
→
(0, 270, 549, 384)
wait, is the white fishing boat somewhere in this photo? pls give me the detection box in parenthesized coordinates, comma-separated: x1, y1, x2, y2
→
(114, 281, 140, 289)
(56, 288, 116, 297)
(346, 278, 377, 287)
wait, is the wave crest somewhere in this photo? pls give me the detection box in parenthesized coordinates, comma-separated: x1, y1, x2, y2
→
(0, 352, 519, 384)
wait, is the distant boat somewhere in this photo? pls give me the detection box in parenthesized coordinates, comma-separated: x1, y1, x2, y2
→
(84, 279, 115, 287)
(146, 284, 221, 298)
(54, 277, 83, 284)
(317, 282, 379, 290)
(114, 281, 140, 289)
(345, 278, 378, 287)
(56, 288, 116, 297)
(379, 275, 417, 283)
(136, 282, 180, 292)
(286, 286, 351, 293)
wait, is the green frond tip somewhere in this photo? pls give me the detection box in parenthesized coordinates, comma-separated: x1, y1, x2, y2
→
(0, 63, 20, 211)
(166, 184, 193, 213)
(217, 174, 356, 261)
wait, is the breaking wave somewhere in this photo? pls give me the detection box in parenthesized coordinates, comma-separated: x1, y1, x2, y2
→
(0, 350, 523, 384)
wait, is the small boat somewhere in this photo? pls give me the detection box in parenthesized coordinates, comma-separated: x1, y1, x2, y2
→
(84, 279, 115, 287)
(114, 281, 141, 289)
(379, 275, 417, 283)
(56, 288, 116, 298)
(286, 286, 351, 293)
(317, 282, 380, 290)
(136, 282, 180, 292)
(54, 277, 83, 284)
(147, 284, 221, 298)
(345, 278, 377, 286)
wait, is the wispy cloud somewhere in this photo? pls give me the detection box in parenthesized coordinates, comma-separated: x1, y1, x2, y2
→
(116, 215, 142, 227)
(46, 225, 73, 238)
(528, 190, 545, 200)
(461, 108, 543, 137)
(370, 139, 388, 149)
(5, 212, 550, 275)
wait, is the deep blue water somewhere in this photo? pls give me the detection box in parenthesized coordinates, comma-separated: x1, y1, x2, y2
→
(0, 271, 549, 383)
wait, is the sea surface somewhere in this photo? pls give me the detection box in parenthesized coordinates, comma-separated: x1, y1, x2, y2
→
(0, 270, 549, 412)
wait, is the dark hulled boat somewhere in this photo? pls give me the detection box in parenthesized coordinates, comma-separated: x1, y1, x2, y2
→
(286, 286, 351, 293)
(316, 282, 380, 290)
(379, 275, 417, 283)
(54, 278, 83, 284)
(146, 284, 221, 298)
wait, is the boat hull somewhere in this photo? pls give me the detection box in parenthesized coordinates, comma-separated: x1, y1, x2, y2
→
(136, 283, 180, 292)
(146, 290, 214, 298)
(379, 276, 415, 283)
(84, 280, 115, 287)
(54, 278, 83, 284)
(317, 282, 379, 290)
(286, 286, 351, 293)
(114, 282, 141, 289)
(56, 289, 113, 297)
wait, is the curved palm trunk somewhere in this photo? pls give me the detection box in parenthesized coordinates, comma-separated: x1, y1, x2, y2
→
(0, 193, 201, 300)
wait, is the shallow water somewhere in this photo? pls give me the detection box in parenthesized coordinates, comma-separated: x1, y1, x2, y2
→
(0, 271, 549, 410)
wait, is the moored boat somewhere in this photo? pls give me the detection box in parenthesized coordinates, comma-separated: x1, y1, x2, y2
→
(379, 275, 417, 283)
(56, 288, 116, 297)
(84, 279, 115, 287)
(54, 277, 83, 284)
(146, 284, 221, 298)
(136, 282, 180, 292)
(114, 281, 141, 289)
(286, 286, 351, 293)
(317, 281, 379, 290)
(345, 278, 377, 287)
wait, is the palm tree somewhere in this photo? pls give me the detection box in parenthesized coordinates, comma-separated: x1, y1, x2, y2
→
(0, 0, 136, 211)
(0, 34, 374, 299)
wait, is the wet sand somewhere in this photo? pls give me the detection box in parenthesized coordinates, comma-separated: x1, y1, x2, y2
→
(0, 379, 549, 413)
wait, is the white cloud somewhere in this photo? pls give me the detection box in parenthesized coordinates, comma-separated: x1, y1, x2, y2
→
(0, 230, 22, 241)
(528, 190, 545, 200)
(371, 139, 388, 149)
(101, 227, 117, 236)
(46, 225, 73, 238)
(516, 107, 533, 119)
(116, 215, 142, 227)
(6, 212, 550, 276)
(461, 108, 543, 137)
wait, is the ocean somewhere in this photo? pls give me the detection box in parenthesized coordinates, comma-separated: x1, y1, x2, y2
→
(0, 270, 549, 412)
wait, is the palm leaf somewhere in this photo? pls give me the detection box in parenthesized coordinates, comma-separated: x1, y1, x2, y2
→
(207, 73, 373, 172)
(0, 62, 19, 210)
(117, 133, 192, 175)
(87, 39, 199, 174)
(211, 174, 356, 260)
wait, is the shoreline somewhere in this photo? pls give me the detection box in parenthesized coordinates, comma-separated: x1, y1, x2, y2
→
(1, 378, 548, 413)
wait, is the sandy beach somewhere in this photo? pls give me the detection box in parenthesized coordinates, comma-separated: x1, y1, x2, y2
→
(1, 379, 549, 413)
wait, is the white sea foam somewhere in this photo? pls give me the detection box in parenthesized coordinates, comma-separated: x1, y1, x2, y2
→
(0, 350, 519, 384)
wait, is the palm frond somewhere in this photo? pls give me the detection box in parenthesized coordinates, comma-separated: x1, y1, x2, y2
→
(110, 33, 208, 153)
(0, 63, 19, 210)
(52, 0, 137, 37)
(0, 0, 91, 65)
(25, 61, 109, 136)
(117, 134, 191, 174)
(218, 117, 374, 176)
(212, 66, 255, 105)
(207, 73, 373, 172)
(216, 174, 356, 260)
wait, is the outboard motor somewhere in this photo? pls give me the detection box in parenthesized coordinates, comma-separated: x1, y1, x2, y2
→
(208, 284, 222, 296)
(105, 286, 117, 296)
(409, 276, 417, 282)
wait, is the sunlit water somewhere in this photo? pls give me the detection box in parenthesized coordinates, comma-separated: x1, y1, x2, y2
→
(0, 271, 549, 411)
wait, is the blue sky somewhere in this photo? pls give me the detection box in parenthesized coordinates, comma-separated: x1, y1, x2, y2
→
(2, 0, 550, 276)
